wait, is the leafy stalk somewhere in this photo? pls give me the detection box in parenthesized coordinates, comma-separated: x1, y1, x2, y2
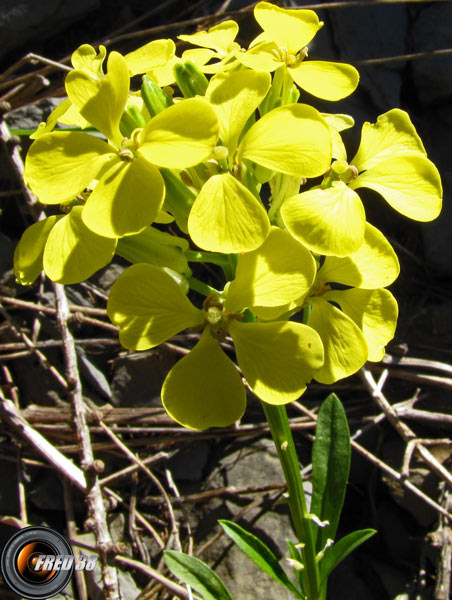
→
(261, 402, 321, 600)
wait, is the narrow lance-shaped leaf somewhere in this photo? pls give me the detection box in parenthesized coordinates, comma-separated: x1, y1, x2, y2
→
(219, 520, 304, 598)
(319, 529, 376, 583)
(311, 394, 351, 552)
(164, 550, 233, 600)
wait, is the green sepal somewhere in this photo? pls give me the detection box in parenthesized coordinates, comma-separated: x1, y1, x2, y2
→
(164, 550, 233, 600)
(174, 61, 209, 97)
(120, 104, 147, 137)
(141, 75, 174, 117)
(219, 520, 304, 598)
(319, 529, 376, 584)
(311, 394, 351, 552)
(116, 226, 190, 274)
(160, 167, 197, 233)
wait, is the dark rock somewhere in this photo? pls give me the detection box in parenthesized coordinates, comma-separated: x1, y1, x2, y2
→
(328, 3, 408, 110)
(0, 233, 15, 279)
(111, 347, 179, 407)
(0, 0, 100, 61)
(167, 441, 210, 482)
(410, 4, 452, 107)
(29, 469, 64, 511)
(422, 171, 452, 276)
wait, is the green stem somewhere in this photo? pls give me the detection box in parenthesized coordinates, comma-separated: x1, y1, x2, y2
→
(186, 250, 236, 282)
(187, 276, 220, 297)
(261, 402, 321, 600)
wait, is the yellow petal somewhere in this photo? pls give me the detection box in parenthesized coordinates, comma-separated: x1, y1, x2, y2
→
(309, 298, 368, 384)
(290, 60, 359, 101)
(14, 216, 62, 285)
(351, 109, 427, 172)
(226, 227, 316, 314)
(281, 182, 365, 257)
(188, 173, 270, 253)
(229, 320, 323, 404)
(30, 98, 72, 139)
(238, 103, 332, 178)
(322, 113, 354, 162)
(235, 42, 282, 72)
(325, 288, 398, 362)
(139, 98, 219, 168)
(162, 328, 246, 430)
(124, 39, 175, 76)
(319, 222, 400, 289)
(146, 55, 180, 87)
(154, 209, 174, 224)
(71, 44, 106, 78)
(43, 207, 116, 284)
(65, 51, 129, 145)
(351, 154, 442, 222)
(107, 263, 203, 350)
(207, 70, 271, 153)
(82, 155, 164, 238)
(24, 131, 114, 204)
(254, 2, 321, 54)
(178, 20, 239, 54)
(57, 100, 90, 129)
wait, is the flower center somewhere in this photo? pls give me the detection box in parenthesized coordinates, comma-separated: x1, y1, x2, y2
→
(322, 160, 359, 188)
(118, 135, 140, 162)
(309, 280, 332, 298)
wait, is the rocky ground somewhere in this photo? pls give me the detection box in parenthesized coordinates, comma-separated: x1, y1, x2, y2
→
(1, 1, 452, 599)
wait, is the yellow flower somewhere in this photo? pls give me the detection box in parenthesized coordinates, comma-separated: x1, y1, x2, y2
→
(236, 2, 359, 101)
(107, 229, 323, 429)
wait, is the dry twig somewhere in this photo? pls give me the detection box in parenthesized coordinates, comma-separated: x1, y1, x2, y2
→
(53, 282, 121, 599)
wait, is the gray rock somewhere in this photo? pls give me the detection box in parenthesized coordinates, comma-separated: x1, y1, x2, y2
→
(0, 0, 100, 61)
(188, 438, 302, 600)
(5, 99, 62, 131)
(410, 4, 452, 107)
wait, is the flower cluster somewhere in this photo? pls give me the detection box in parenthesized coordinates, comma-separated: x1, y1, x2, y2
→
(15, 2, 442, 429)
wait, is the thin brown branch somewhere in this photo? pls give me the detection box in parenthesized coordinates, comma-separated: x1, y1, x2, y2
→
(361, 368, 452, 488)
(0, 392, 87, 490)
(53, 282, 120, 599)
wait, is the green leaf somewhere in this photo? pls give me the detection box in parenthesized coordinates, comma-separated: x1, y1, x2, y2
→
(311, 394, 351, 552)
(319, 529, 376, 583)
(164, 550, 232, 600)
(219, 520, 303, 598)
